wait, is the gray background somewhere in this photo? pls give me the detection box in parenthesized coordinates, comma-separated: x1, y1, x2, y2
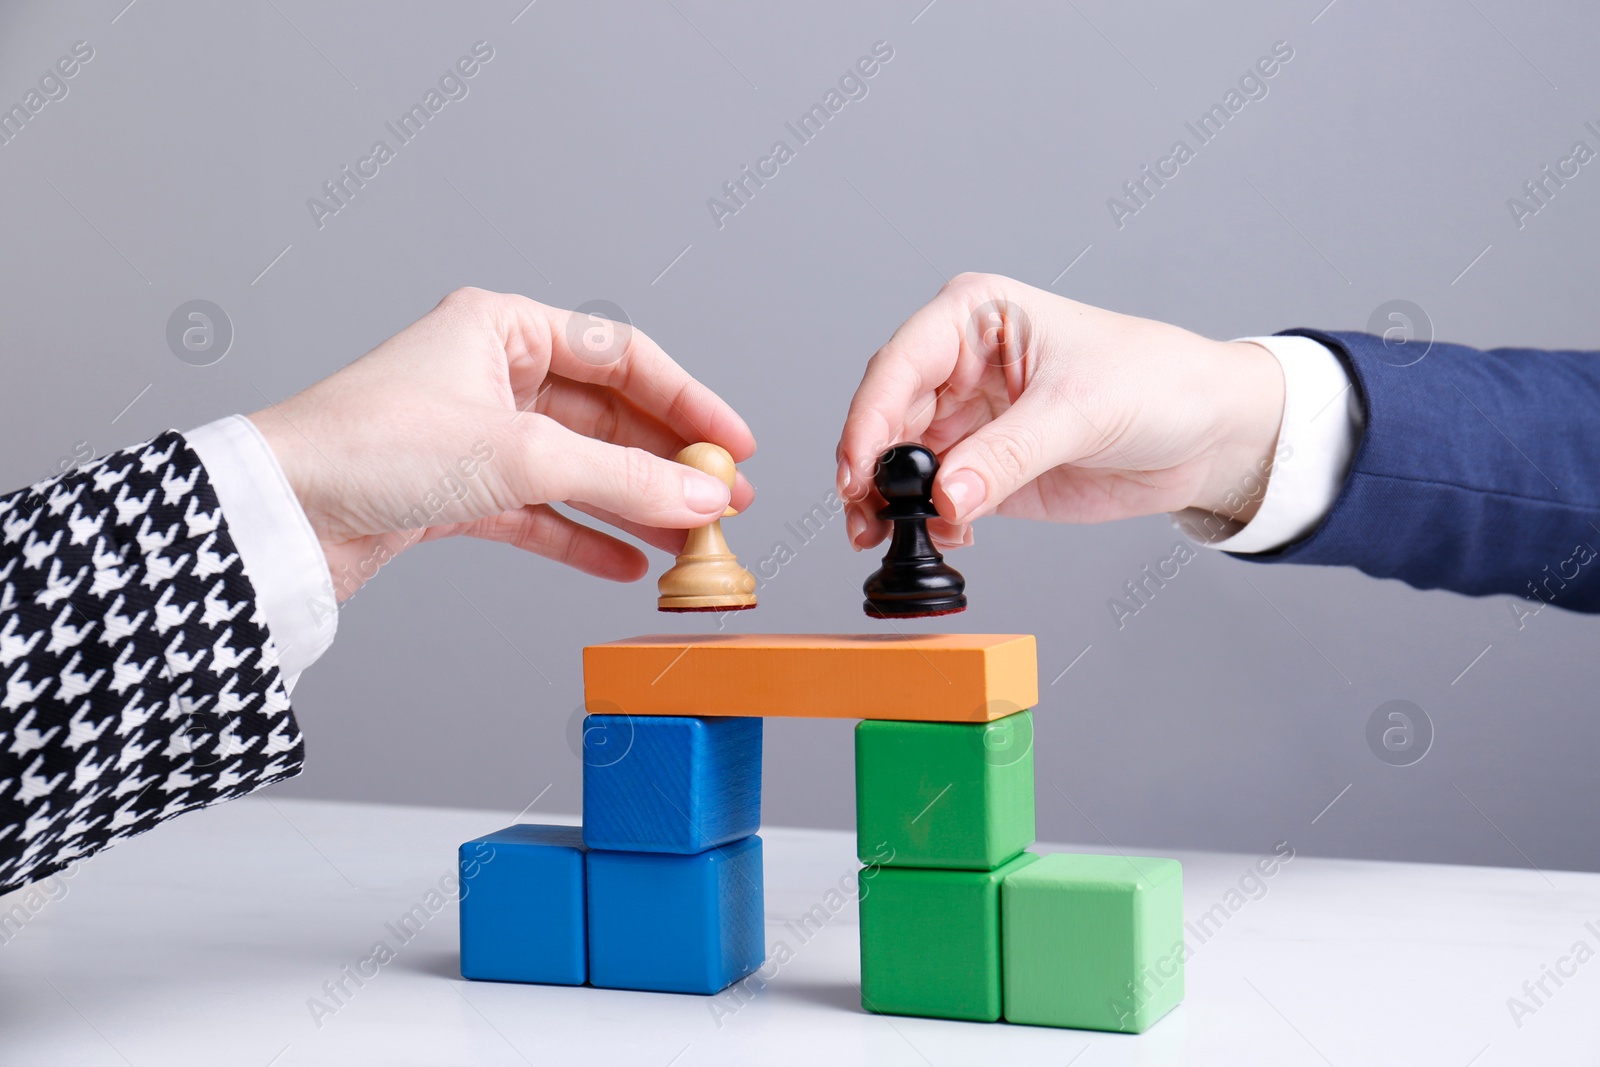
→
(4, 0, 1598, 872)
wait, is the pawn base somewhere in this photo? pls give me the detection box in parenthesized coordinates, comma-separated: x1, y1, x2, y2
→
(659, 594, 758, 612)
(866, 606, 967, 620)
(864, 594, 968, 619)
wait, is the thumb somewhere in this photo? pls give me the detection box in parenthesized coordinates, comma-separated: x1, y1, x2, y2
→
(933, 389, 1097, 523)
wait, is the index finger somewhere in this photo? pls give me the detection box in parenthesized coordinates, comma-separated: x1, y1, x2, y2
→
(836, 285, 969, 499)
(505, 296, 757, 463)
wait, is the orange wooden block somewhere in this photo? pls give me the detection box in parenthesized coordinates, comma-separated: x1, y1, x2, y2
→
(582, 634, 1037, 722)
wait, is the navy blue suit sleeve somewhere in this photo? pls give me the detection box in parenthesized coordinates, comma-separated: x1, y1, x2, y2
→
(1237, 329, 1600, 610)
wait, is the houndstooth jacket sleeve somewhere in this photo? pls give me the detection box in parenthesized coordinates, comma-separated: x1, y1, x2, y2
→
(0, 432, 305, 892)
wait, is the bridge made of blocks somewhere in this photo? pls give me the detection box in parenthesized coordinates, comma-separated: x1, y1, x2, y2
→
(457, 634, 1184, 1033)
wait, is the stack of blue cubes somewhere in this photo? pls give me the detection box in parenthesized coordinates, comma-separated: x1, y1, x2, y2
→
(458, 715, 766, 995)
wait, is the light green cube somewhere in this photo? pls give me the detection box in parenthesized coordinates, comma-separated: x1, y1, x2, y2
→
(854, 712, 1034, 869)
(1001, 852, 1184, 1033)
(859, 852, 1039, 1021)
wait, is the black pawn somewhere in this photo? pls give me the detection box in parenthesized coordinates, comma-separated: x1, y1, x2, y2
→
(863, 444, 967, 619)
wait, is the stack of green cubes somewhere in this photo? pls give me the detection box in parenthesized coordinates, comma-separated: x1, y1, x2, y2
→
(854, 709, 1186, 1032)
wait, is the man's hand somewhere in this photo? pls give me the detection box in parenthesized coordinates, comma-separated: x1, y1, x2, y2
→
(835, 273, 1284, 550)
(250, 288, 755, 600)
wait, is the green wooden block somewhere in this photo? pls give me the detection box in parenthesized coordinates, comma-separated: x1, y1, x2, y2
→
(1001, 852, 1185, 1033)
(859, 852, 1039, 1021)
(854, 711, 1034, 869)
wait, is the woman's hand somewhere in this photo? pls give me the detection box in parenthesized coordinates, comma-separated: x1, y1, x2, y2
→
(835, 273, 1284, 549)
(249, 287, 755, 600)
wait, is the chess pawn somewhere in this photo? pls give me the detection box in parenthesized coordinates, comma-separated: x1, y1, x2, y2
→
(658, 443, 758, 613)
(862, 444, 967, 618)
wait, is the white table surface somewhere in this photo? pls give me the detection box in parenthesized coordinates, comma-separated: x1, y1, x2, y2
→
(2, 796, 1596, 1066)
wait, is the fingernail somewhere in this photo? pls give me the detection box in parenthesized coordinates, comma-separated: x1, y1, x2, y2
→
(846, 509, 866, 549)
(684, 474, 728, 514)
(943, 469, 987, 519)
(837, 457, 853, 498)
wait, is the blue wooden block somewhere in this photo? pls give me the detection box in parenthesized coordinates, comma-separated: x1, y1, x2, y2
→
(458, 824, 587, 985)
(582, 715, 761, 853)
(587, 835, 765, 994)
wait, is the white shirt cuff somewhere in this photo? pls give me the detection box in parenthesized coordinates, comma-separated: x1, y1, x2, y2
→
(185, 415, 337, 687)
(1173, 334, 1364, 554)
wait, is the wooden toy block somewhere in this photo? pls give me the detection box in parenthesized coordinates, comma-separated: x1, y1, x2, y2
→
(855, 712, 1035, 869)
(583, 633, 1036, 722)
(859, 852, 1038, 1021)
(582, 715, 761, 853)
(587, 835, 765, 995)
(1002, 853, 1185, 1033)
(458, 824, 587, 985)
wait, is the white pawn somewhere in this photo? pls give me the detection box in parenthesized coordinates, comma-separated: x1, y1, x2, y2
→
(656, 443, 756, 613)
